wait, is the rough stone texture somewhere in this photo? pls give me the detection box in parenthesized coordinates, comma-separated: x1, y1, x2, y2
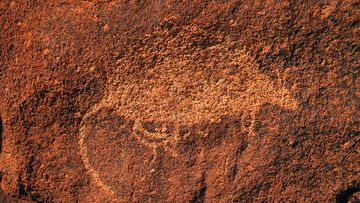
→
(0, 0, 359, 202)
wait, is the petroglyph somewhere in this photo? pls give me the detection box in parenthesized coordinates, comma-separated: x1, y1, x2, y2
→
(78, 25, 299, 199)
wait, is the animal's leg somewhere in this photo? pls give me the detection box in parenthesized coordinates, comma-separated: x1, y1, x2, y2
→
(132, 120, 159, 164)
(241, 109, 257, 138)
(132, 120, 179, 158)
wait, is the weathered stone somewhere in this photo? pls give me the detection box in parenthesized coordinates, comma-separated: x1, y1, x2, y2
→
(0, 0, 359, 202)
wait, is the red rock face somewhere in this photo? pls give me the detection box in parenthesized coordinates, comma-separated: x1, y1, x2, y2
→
(0, 0, 359, 202)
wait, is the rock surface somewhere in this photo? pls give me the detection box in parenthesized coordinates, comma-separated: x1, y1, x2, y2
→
(0, 0, 359, 202)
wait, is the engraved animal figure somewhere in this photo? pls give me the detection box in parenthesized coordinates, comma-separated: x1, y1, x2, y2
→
(78, 26, 299, 200)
